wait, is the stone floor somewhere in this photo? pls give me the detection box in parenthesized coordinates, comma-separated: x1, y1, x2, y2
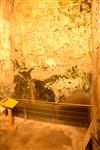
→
(0, 115, 87, 150)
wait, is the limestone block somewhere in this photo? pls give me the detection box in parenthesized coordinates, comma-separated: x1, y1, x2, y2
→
(0, 17, 10, 30)
(46, 0, 58, 7)
(38, 0, 46, 8)
(1, 38, 10, 49)
(0, 29, 10, 39)
(0, 49, 10, 60)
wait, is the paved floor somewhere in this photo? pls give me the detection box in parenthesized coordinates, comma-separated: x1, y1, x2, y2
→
(0, 116, 86, 150)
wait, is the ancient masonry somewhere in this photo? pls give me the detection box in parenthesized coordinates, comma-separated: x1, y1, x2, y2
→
(0, 0, 92, 97)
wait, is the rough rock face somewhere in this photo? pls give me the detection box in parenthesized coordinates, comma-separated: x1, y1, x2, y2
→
(0, 0, 14, 98)
(11, 0, 92, 73)
(0, 0, 92, 101)
(32, 79, 55, 102)
(13, 66, 91, 103)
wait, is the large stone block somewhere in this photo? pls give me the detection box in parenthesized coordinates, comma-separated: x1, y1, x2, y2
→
(46, 0, 58, 7)
(1, 38, 10, 49)
(38, 0, 46, 8)
(0, 49, 10, 60)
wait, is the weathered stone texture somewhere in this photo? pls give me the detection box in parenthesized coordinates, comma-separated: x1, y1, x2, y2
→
(0, 0, 92, 98)
(0, 0, 13, 97)
(10, 0, 92, 75)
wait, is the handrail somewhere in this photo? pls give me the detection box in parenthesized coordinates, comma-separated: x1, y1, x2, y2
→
(12, 98, 91, 107)
(91, 134, 100, 150)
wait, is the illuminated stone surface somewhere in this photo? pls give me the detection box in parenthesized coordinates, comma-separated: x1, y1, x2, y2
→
(0, 1, 13, 97)
(10, 0, 91, 70)
(0, 0, 92, 98)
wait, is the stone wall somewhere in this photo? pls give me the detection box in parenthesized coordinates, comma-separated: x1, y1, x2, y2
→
(10, 0, 92, 78)
(0, 0, 14, 97)
(0, 0, 92, 101)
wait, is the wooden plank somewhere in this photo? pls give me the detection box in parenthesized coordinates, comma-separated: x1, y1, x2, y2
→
(82, 121, 93, 150)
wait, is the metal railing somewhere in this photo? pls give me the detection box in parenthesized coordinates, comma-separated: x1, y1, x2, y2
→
(12, 98, 91, 127)
(91, 134, 100, 150)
